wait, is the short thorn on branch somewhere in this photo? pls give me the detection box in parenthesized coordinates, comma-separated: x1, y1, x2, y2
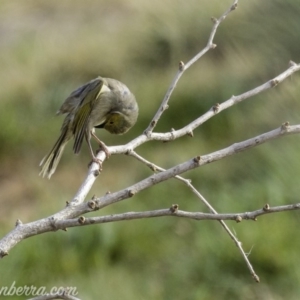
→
(281, 121, 290, 132)
(161, 104, 169, 112)
(231, 2, 238, 11)
(94, 169, 100, 177)
(0, 249, 9, 258)
(213, 103, 220, 113)
(150, 164, 157, 172)
(179, 61, 185, 71)
(187, 130, 194, 137)
(193, 156, 201, 165)
(170, 204, 179, 213)
(271, 79, 279, 87)
(235, 215, 242, 223)
(88, 200, 96, 210)
(263, 203, 270, 211)
(128, 189, 136, 197)
(78, 216, 86, 224)
(211, 17, 218, 24)
(125, 148, 133, 155)
(253, 274, 260, 283)
(15, 219, 23, 227)
(49, 217, 58, 231)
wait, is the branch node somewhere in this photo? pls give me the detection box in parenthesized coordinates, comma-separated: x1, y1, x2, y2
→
(49, 217, 58, 230)
(94, 169, 100, 177)
(170, 204, 179, 213)
(193, 156, 201, 164)
(162, 104, 169, 111)
(125, 148, 133, 155)
(289, 60, 296, 67)
(281, 121, 290, 132)
(235, 215, 242, 223)
(168, 128, 176, 141)
(187, 130, 194, 137)
(0, 249, 9, 257)
(128, 189, 136, 197)
(144, 128, 152, 138)
(150, 164, 157, 172)
(231, 3, 238, 11)
(78, 216, 86, 224)
(179, 61, 185, 71)
(15, 219, 23, 227)
(263, 203, 270, 211)
(151, 120, 157, 127)
(88, 200, 96, 210)
(213, 103, 220, 113)
(270, 79, 279, 87)
(211, 17, 218, 24)
(253, 274, 260, 283)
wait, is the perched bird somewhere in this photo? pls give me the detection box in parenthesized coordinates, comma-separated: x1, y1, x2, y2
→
(39, 76, 138, 179)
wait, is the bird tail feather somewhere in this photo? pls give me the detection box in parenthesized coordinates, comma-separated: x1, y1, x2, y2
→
(39, 126, 70, 179)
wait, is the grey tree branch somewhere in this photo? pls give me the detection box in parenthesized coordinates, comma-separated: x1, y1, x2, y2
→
(69, 0, 241, 207)
(109, 61, 300, 151)
(144, 0, 238, 135)
(0, 0, 299, 286)
(52, 202, 300, 228)
(1, 123, 299, 260)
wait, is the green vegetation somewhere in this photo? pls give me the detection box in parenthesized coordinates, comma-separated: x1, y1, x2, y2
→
(1, 0, 300, 299)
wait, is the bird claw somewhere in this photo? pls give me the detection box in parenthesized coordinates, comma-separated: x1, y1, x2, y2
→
(96, 145, 111, 158)
(88, 143, 110, 171)
(88, 157, 103, 171)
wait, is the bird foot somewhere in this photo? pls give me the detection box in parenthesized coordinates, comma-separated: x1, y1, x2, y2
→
(96, 144, 111, 158)
(88, 157, 103, 171)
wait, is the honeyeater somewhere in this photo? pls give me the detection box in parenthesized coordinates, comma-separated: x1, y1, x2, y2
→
(39, 76, 138, 179)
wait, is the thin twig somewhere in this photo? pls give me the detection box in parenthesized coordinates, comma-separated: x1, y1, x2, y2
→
(144, 0, 238, 135)
(128, 150, 259, 281)
(0, 124, 300, 257)
(53, 203, 300, 228)
(98, 124, 300, 209)
(108, 63, 300, 154)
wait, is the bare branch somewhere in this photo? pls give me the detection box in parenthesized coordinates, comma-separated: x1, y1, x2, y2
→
(127, 150, 258, 280)
(108, 63, 300, 153)
(1, 0, 300, 284)
(185, 0, 238, 69)
(1, 124, 299, 258)
(52, 202, 300, 228)
(100, 124, 300, 209)
(144, 0, 238, 135)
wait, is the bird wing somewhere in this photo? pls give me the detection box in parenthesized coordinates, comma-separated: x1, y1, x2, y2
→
(57, 77, 103, 115)
(72, 78, 105, 154)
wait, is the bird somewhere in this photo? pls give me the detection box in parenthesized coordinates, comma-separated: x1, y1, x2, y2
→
(39, 76, 138, 179)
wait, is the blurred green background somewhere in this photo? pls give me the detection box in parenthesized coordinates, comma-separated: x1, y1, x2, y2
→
(1, 0, 300, 299)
